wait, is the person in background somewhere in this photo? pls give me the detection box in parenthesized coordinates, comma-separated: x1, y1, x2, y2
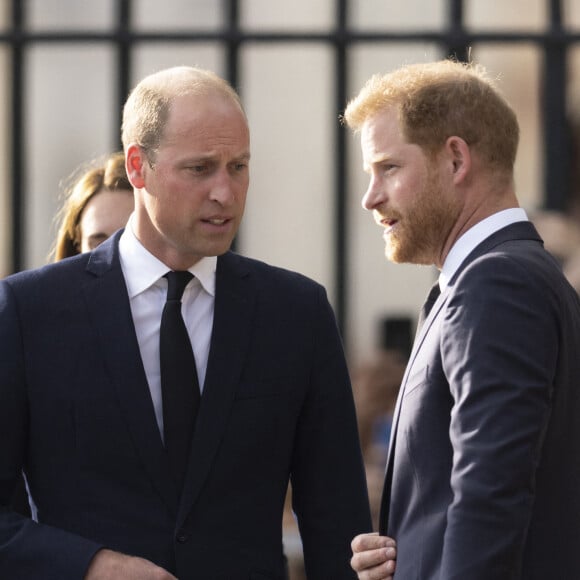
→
(52, 151, 134, 261)
(0, 66, 371, 579)
(351, 349, 405, 532)
(530, 209, 580, 294)
(344, 59, 580, 579)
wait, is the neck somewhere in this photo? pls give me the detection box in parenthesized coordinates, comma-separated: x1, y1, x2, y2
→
(436, 182, 519, 269)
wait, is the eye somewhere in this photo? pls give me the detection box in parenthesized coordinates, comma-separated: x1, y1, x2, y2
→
(187, 164, 208, 174)
(229, 161, 249, 174)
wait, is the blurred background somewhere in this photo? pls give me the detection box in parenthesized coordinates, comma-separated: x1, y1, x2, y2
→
(2, 2, 580, 576)
(1, 0, 580, 364)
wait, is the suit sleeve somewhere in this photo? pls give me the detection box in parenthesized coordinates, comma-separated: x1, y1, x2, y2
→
(0, 280, 103, 579)
(439, 255, 557, 578)
(289, 285, 372, 579)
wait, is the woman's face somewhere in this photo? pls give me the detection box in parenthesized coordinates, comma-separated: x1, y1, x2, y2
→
(78, 188, 134, 252)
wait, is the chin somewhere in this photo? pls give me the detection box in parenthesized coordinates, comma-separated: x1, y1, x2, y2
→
(209, 242, 235, 257)
(386, 254, 407, 265)
(385, 244, 419, 265)
(384, 242, 404, 264)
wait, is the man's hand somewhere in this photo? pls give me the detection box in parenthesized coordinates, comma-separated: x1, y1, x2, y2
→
(351, 532, 396, 580)
(85, 549, 178, 580)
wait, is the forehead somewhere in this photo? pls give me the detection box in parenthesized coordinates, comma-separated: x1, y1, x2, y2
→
(83, 189, 133, 215)
(162, 92, 249, 149)
(360, 107, 428, 169)
(80, 190, 133, 232)
(361, 108, 402, 153)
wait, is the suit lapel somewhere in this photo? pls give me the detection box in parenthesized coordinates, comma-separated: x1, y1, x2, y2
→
(177, 252, 255, 525)
(83, 233, 179, 515)
(379, 285, 447, 533)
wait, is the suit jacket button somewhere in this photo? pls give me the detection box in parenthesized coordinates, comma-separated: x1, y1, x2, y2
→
(176, 530, 189, 544)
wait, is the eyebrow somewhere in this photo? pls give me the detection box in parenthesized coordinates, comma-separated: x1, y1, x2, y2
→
(230, 152, 251, 163)
(86, 233, 109, 244)
(178, 152, 251, 165)
(363, 154, 392, 172)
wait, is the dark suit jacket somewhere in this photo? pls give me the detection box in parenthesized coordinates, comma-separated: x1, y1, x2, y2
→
(0, 232, 371, 579)
(380, 221, 580, 579)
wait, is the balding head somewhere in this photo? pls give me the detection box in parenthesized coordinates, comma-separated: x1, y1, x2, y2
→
(121, 66, 246, 160)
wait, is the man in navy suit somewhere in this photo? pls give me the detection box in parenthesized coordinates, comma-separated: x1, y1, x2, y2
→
(345, 60, 580, 579)
(0, 66, 371, 579)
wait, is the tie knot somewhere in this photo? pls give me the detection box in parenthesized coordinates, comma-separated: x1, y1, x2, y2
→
(425, 282, 441, 308)
(164, 271, 193, 302)
(417, 281, 441, 332)
(422, 282, 441, 315)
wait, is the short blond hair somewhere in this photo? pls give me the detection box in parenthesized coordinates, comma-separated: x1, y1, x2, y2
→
(343, 59, 519, 173)
(121, 66, 245, 160)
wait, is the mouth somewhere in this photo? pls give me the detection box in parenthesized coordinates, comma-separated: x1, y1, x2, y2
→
(380, 217, 399, 231)
(203, 217, 230, 226)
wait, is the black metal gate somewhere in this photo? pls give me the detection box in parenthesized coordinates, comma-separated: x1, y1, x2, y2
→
(1, 0, 578, 334)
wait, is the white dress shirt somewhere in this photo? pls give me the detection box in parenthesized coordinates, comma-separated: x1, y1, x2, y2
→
(439, 207, 528, 291)
(118, 215, 216, 436)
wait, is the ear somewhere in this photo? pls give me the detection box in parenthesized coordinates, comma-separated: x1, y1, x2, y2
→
(444, 136, 471, 185)
(125, 144, 147, 189)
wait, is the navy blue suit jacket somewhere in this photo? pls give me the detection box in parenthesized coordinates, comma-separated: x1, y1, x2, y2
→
(380, 221, 580, 579)
(0, 232, 371, 579)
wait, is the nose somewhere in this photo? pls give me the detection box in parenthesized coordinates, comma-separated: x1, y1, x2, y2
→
(361, 175, 385, 211)
(209, 169, 236, 206)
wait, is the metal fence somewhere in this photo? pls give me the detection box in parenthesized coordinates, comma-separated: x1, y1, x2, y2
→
(1, 0, 578, 333)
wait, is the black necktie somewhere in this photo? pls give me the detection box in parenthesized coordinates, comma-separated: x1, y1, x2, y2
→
(160, 271, 200, 492)
(417, 281, 441, 333)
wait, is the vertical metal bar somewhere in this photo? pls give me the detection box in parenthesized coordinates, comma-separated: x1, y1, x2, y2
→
(116, 0, 132, 148)
(224, 0, 240, 252)
(10, 0, 25, 273)
(543, 0, 569, 210)
(224, 0, 240, 91)
(334, 0, 348, 337)
(446, 0, 469, 62)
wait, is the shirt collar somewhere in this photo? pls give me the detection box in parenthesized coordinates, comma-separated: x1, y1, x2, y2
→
(439, 207, 528, 291)
(119, 214, 217, 298)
